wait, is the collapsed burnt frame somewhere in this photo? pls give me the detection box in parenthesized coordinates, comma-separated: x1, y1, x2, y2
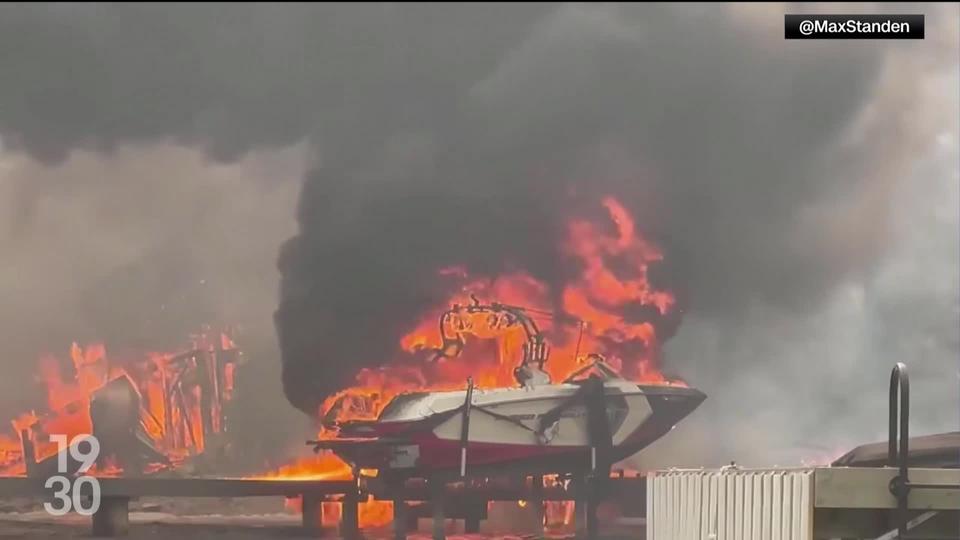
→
(5, 330, 243, 479)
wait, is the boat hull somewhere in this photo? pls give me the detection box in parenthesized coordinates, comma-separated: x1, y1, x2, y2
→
(324, 383, 705, 478)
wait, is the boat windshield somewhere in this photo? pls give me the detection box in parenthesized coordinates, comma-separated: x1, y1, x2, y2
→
(378, 391, 430, 420)
(562, 356, 624, 384)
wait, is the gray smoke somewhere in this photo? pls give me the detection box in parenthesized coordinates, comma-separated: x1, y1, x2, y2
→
(0, 144, 310, 461)
(0, 3, 956, 465)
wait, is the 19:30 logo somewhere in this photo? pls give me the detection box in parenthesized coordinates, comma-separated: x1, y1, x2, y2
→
(44, 434, 101, 516)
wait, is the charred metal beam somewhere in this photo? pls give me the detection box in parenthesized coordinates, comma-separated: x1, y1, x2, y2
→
(19, 429, 37, 478)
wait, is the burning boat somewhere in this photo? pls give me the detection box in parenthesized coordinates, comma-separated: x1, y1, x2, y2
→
(311, 300, 705, 480)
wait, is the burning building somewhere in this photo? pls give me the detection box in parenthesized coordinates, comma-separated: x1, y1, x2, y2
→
(0, 329, 243, 478)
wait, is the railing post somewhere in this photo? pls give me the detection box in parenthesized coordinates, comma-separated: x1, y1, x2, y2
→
(888, 362, 910, 538)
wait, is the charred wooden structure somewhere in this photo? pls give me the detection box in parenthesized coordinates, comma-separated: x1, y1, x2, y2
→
(16, 330, 242, 478)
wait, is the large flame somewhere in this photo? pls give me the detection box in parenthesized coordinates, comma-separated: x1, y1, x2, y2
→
(320, 196, 680, 426)
(264, 197, 681, 528)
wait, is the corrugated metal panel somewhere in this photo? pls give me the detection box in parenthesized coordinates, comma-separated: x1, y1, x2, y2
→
(647, 468, 814, 540)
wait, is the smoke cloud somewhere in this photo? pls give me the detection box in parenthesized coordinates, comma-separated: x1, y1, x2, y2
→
(0, 3, 956, 464)
(0, 144, 310, 460)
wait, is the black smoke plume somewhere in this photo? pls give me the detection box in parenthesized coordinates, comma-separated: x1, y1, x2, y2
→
(273, 4, 914, 415)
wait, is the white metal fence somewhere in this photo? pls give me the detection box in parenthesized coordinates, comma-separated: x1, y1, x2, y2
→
(647, 468, 814, 540)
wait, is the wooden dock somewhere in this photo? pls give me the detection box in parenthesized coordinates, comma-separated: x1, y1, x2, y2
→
(0, 471, 643, 538)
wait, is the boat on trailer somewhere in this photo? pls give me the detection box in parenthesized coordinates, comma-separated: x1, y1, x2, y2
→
(309, 301, 705, 480)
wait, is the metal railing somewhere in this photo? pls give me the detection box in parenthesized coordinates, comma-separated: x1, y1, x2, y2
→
(886, 362, 960, 539)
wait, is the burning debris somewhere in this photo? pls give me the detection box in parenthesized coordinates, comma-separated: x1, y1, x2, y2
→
(0, 328, 243, 477)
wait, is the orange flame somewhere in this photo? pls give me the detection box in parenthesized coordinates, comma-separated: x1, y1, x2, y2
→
(321, 196, 681, 424)
(0, 330, 241, 476)
(266, 197, 681, 529)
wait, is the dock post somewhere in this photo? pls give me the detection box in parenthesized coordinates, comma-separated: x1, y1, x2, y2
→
(430, 477, 446, 540)
(585, 474, 600, 540)
(574, 475, 598, 540)
(464, 497, 483, 534)
(589, 474, 602, 539)
(92, 496, 129, 537)
(574, 478, 585, 539)
(464, 512, 481, 534)
(341, 488, 360, 540)
(392, 494, 407, 540)
(301, 494, 324, 537)
(530, 475, 544, 538)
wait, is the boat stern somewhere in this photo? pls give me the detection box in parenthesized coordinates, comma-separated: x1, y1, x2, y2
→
(612, 384, 706, 460)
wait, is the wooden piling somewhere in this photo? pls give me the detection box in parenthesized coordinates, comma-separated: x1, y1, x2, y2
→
(92, 496, 129, 537)
(530, 475, 544, 538)
(301, 494, 324, 537)
(341, 489, 359, 540)
(464, 498, 482, 534)
(392, 494, 407, 540)
(577, 474, 600, 540)
(573, 475, 595, 540)
(430, 478, 446, 540)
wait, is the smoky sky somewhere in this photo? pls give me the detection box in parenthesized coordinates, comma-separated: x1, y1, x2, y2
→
(1, 4, 957, 463)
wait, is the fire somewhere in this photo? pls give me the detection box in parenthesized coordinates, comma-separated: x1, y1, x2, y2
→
(320, 196, 681, 425)
(545, 501, 576, 527)
(258, 454, 354, 481)
(300, 497, 392, 530)
(253, 456, 395, 527)
(0, 329, 242, 476)
(267, 197, 681, 529)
